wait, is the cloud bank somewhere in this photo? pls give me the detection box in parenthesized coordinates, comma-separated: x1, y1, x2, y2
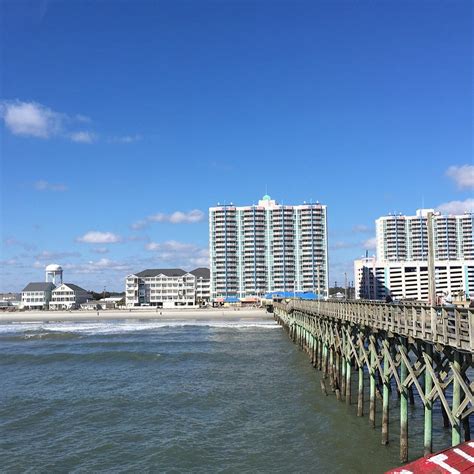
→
(0, 100, 95, 143)
(76, 231, 122, 244)
(132, 209, 205, 229)
(145, 240, 209, 267)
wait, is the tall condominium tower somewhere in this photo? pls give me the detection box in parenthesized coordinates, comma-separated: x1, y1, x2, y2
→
(376, 209, 474, 262)
(209, 195, 328, 300)
(355, 209, 474, 301)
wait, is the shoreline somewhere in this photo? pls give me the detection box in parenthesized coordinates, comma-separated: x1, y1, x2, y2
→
(0, 307, 273, 323)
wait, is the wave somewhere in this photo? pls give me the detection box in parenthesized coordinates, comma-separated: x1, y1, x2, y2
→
(0, 320, 280, 337)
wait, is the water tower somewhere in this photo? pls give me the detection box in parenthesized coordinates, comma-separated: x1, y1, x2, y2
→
(45, 264, 63, 286)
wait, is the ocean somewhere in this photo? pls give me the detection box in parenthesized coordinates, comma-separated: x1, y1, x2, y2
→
(0, 318, 441, 472)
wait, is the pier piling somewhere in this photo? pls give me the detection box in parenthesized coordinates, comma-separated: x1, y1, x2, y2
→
(273, 299, 474, 464)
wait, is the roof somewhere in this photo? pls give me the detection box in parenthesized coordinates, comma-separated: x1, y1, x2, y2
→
(135, 268, 187, 278)
(190, 267, 210, 279)
(54, 283, 89, 293)
(224, 297, 240, 303)
(22, 282, 56, 292)
(45, 264, 63, 272)
(386, 441, 474, 473)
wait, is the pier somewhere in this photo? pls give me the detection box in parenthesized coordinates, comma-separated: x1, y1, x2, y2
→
(273, 300, 474, 463)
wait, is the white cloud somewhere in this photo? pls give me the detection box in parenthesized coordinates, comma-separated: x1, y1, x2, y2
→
(63, 258, 132, 274)
(132, 209, 205, 229)
(34, 180, 68, 192)
(446, 165, 474, 190)
(69, 131, 96, 143)
(362, 237, 377, 250)
(76, 231, 122, 244)
(436, 199, 474, 215)
(149, 210, 205, 224)
(0, 100, 62, 138)
(0, 100, 99, 144)
(145, 240, 209, 268)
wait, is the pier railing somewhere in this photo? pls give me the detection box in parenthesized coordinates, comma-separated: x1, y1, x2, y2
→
(273, 300, 474, 464)
(276, 300, 474, 352)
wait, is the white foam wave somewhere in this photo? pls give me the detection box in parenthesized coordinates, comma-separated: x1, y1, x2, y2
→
(0, 320, 280, 335)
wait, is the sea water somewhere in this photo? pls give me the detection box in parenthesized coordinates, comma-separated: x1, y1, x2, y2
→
(0, 318, 434, 472)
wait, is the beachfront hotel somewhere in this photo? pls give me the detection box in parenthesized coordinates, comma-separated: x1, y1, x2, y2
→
(209, 195, 329, 301)
(355, 209, 474, 301)
(125, 268, 210, 308)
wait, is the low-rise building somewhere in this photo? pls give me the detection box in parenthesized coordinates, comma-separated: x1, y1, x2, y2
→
(97, 296, 124, 309)
(21, 282, 56, 310)
(190, 268, 211, 304)
(49, 283, 92, 310)
(125, 268, 210, 308)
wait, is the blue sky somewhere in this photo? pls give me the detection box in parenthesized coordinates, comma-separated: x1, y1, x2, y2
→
(1, 0, 472, 292)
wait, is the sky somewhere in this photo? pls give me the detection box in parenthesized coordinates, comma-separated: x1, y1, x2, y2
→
(1, 0, 473, 292)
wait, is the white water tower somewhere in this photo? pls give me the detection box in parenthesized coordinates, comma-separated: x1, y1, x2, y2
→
(45, 264, 63, 286)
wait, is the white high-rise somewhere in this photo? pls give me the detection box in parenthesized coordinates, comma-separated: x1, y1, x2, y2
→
(376, 209, 474, 262)
(355, 209, 474, 301)
(209, 195, 329, 300)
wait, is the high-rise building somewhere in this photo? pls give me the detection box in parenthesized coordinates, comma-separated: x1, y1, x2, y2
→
(209, 195, 329, 300)
(376, 209, 474, 262)
(356, 209, 474, 301)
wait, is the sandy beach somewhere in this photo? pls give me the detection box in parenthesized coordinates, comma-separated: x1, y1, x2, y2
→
(0, 307, 272, 323)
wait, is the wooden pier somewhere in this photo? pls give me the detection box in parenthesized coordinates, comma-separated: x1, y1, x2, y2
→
(273, 300, 474, 463)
